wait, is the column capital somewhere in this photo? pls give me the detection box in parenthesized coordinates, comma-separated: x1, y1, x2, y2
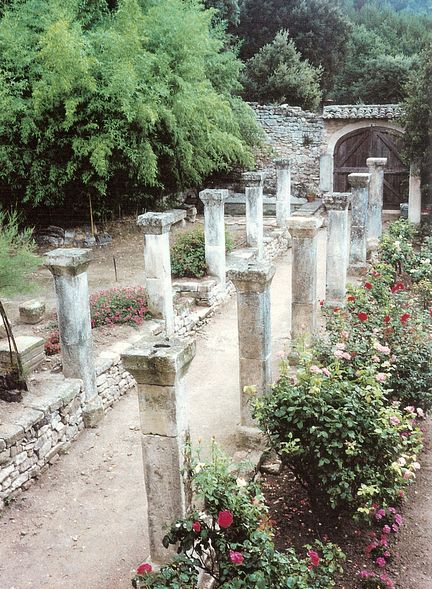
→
(323, 192, 350, 210)
(348, 173, 371, 188)
(44, 248, 92, 277)
(287, 217, 320, 238)
(199, 188, 229, 206)
(366, 157, 387, 170)
(274, 157, 291, 169)
(121, 337, 196, 386)
(227, 260, 275, 293)
(137, 209, 186, 235)
(242, 171, 266, 187)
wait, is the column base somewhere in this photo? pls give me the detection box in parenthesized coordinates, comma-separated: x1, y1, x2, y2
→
(236, 425, 266, 451)
(82, 397, 104, 428)
(367, 237, 379, 255)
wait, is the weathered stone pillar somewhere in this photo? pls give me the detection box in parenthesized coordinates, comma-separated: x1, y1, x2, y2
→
(366, 157, 387, 251)
(319, 153, 333, 193)
(408, 162, 422, 225)
(227, 261, 275, 428)
(275, 158, 291, 228)
(138, 210, 186, 336)
(243, 171, 265, 258)
(286, 218, 320, 342)
(348, 173, 370, 272)
(199, 189, 229, 284)
(323, 192, 350, 306)
(121, 337, 196, 564)
(44, 248, 102, 426)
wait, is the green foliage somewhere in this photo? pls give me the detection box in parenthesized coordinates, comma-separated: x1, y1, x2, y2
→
(204, 0, 241, 26)
(253, 355, 422, 515)
(236, 0, 352, 94)
(402, 43, 432, 192)
(0, 0, 259, 214)
(0, 210, 40, 296)
(90, 287, 151, 327)
(241, 30, 322, 110)
(171, 226, 234, 279)
(133, 445, 345, 588)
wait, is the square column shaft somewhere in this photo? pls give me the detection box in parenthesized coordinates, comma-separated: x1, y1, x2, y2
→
(199, 189, 229, 284)
(348, 173, 370, 272)
(324, 192, 350, 306)
(227, 261, 276, 428)
(243, 172, 266, 258)
(44, 248, 102, 426)
(366, 157, 387, 251)
(287, 218, 320, 342)
(408, 163, 421, 225)
(121, 337, 196, 564)
(138, 210, 186, 336)
(275, 158, 291, 228)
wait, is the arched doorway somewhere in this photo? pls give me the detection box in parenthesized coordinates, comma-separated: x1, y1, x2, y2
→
(333, 126, 408, 208)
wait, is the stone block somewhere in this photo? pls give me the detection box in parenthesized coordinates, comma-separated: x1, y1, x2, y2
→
(0, 335, 45, 374)
(19, 300, 46, 324)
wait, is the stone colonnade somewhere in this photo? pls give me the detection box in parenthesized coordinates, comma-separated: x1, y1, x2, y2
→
(44, 151, 395, 566)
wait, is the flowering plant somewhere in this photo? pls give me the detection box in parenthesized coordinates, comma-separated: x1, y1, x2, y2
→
(132, 445, 344, 588)
(90, 287, 151, 328)
(358, 570, 394, 588)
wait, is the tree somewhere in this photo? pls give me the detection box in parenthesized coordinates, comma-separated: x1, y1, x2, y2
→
(402, 43, 432, 195)
(332, 25, 416, 103)
(0, 0, 259, 216)
(203, 0, 241, 26)
(236, 0, 352, 94)
(241, 30, 322, 110)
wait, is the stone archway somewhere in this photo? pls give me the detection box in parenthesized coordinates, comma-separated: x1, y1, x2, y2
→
(333, 126, 408, 208)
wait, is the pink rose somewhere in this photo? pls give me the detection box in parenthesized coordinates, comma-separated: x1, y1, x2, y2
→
(192, 521, 201, 533)
(307, 550, 320, 567)
(229, 550, 244, 564)
(376, 557, 386, 568)
(137, 563, 153, 575)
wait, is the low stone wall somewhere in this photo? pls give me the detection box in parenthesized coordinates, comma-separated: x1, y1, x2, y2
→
(95, 355, 136, 411)
(0, 378, 84, 509)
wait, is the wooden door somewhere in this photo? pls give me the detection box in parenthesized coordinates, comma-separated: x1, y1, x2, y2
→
(333, 126, 408, 208)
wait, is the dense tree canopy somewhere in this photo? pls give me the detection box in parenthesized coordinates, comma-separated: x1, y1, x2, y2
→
(242, 31, 322, 110)
(0, 0, 260, 214)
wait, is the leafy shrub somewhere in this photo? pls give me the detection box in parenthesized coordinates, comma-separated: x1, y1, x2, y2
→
(0, 210, 40, 296)
(90, 287, 150, 328)
(171, 227, 234, 279)
(253, 355, 423, 516)
(133, 445, 345, 588)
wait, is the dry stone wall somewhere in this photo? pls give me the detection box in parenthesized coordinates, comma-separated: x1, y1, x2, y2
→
(250, 103, 323, 197)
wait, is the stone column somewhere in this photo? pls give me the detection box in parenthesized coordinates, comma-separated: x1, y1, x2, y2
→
(319, 153, 333, 193)
(227, 261, 276, 428)
(286, 218, 320, 342)
(408, 162, 422, 225)
(243, 171, 265, 258)
(199, 189, 229, 284)
(366, 157, 387, 251)
(323, 192, 350, 306)
(44, 248, 102, 427)
(138, 210, 186, 337)
(348, 173, 370, 273)
(121, 337, 196, 564)
(275, 158, 291, 228)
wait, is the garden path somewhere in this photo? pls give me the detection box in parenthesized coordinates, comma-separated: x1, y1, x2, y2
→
(0, 229, 328, 589)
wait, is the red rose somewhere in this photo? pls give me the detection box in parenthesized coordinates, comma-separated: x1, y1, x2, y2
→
(229, 550, 244, 564)
(307, 549, 320, 567)
(192, 521, 201, 533)
(384, 315, 391, 323)
(347, 295, 356, 302)
(218, 510, 233, 529)
(319, 300, 325, 306)
(357, 312, 368, 322)
(333, 307, 340, 313)
(137, 563, 153, 575)
(391, 282, 405, 293)
(400, 313, 410, 324)
(364, 282, 373, 290)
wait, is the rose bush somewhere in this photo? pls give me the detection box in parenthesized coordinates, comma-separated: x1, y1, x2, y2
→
(132, 446, 345, 588)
